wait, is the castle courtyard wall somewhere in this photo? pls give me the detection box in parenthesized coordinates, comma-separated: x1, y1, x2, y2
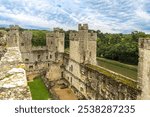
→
(2, 24, 146, 100)
(63, 53, 140, 100)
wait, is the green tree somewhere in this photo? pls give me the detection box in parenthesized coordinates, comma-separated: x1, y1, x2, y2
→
(31, 30, 46, 46)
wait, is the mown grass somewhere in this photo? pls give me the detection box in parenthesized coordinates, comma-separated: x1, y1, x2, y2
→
(87, 64, 138, 89)
(97, 57, 138, 80)
(28, 76, 52, 100)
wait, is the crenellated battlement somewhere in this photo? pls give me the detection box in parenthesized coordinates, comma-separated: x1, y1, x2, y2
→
(7, 25, 20, 47)
(46, 28, 64, 53)
(54, 28, 63, 32)
(78, 24, 88, 30)
(69, 24, 97, 65)
(70, 24, 97, 41)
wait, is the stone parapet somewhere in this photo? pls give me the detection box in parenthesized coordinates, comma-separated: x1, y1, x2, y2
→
(0, 47, 31, 100)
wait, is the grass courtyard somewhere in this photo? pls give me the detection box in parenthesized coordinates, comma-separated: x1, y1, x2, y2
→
(28, 76, 53, 100)
(27, 58, 138, 100)
(97, 57, 138, 80)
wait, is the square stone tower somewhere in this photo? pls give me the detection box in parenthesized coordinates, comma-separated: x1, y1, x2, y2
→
(19, 31, 32, 53)
(138, 38, 150, 99)
(69, 24, 97, 65)
(46, 28, 64, 62)
(7, 25, 20, 47)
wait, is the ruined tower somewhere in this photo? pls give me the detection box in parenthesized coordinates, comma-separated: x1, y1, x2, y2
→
(69, 24, 97, 65)
(19, 31, 32, 53)
(138, 38, 150, 99)
(46, 28, 64, 62)
(45, 28, 65, 83)
(7, 25, 20, 47)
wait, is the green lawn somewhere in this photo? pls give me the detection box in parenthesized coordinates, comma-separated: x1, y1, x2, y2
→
(97, 57, 138, 80)
(28, 76, 52, 100)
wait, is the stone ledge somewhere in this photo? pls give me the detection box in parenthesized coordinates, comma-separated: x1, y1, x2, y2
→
(0, 86, 31, 100)
(0, 47, 31, 100)
(86, 64, 138, 90)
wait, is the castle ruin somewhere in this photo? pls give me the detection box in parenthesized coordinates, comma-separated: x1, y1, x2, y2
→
(0, 24, 149, 100)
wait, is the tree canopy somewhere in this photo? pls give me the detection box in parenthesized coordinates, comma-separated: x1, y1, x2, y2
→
(31, 30, 46, 46)
(96, 31, 148, 65)
(64, 30, 149, 65)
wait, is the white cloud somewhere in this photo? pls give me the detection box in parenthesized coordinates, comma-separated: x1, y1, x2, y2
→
(74, 0, 80, 4)
(136, 8, 150, 21)
(0, 0, 149, 33)
(0, 6, 12, 13)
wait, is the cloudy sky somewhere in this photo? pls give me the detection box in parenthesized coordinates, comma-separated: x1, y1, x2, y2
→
(0, 0, 150, 33)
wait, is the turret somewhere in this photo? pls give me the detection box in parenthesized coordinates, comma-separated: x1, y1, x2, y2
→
(78, 24, 88, 30)
(46, 28, 64, 62)
(69, 24, 97, 65)
(7, 25, 20, 47)
(19, 31, 32, 53)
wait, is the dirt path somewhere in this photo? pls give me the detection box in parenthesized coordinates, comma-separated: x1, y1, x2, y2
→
(53, 87, 77, 100)
(27, 73, 40, 81)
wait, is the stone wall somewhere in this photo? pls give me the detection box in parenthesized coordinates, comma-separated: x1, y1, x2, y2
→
(69, 24, 97, 65)
(0, 47, 31, 99)
(138, 38, 150, 99)
(19, 28, 64, 77)
(0, 46, 6, 60)
(1, 24, 146, 100)
(63, 53, 141, 100)
(63, 24, 141, 100)
(0, 30, 7, 60)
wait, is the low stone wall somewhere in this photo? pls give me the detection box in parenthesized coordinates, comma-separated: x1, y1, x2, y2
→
(0, 47, 31, 100)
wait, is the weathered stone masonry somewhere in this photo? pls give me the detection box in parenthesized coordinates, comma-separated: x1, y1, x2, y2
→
(0, 24, 149, 100)
(0, 30, 7, 59)
(19, 27, 64, 80)
(63, 53, 139, 99)
(63, 24, 141, 100)
(0, 26, 31, 99)
(138, 38, 150, 99)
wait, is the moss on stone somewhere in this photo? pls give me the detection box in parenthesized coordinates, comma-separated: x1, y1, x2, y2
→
(64, 48, 70, 54)
(5, 74, 13, 78)
(17, 64, 25, 69)
(86, 64, 138, 89)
